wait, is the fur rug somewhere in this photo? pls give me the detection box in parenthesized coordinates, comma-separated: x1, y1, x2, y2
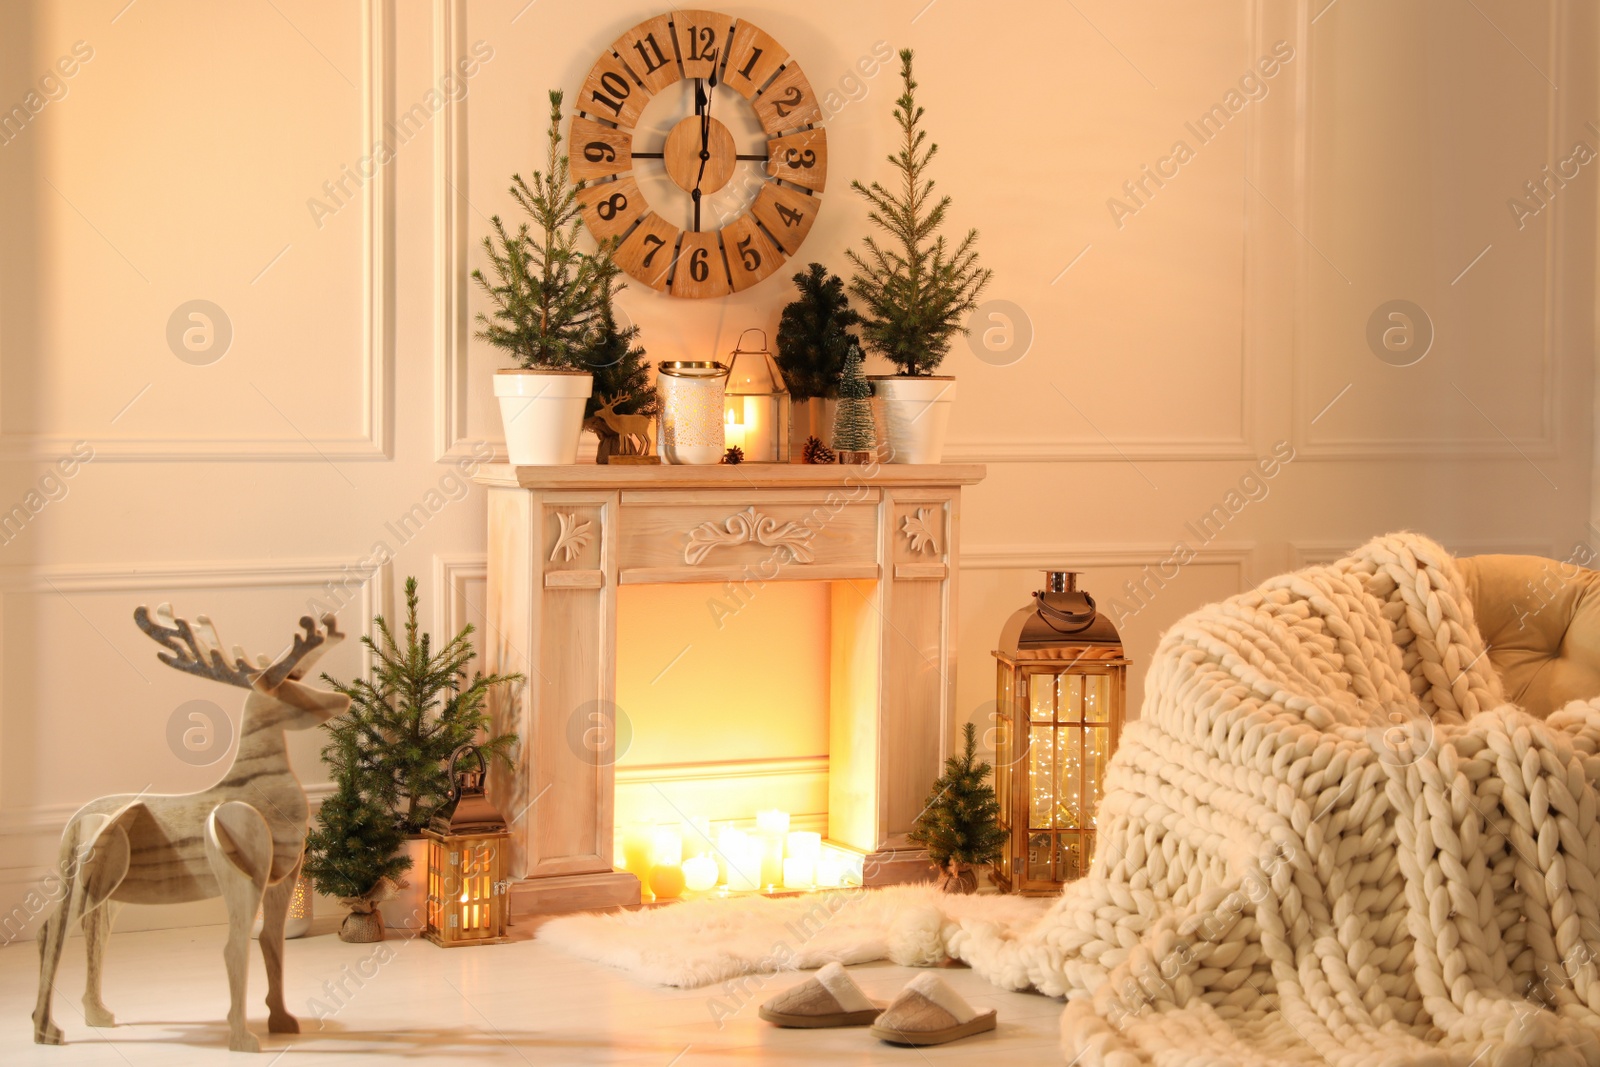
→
(546, 533, 1600, 1066)
(539, 883, 1047, 988)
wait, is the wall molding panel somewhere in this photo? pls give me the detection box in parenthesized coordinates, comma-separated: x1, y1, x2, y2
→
(0, 557, 393, 842)
(0, 0, 395, 463)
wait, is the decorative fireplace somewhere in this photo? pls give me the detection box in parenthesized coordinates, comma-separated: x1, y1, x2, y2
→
(473, 462, 985, 914)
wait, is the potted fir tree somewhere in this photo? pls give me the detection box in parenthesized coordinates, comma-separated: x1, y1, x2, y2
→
(776, 263, 861, 458)
(847, 50, 992, 464)
(317, 577, 520, 930)
(474, 90, 612, 464)
(907, 723, 1007, 894)
(303, 730, 412, 942)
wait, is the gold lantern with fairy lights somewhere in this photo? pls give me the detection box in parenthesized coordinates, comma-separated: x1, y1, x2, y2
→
(424, 746, 511, 947)
(992, 571, 1127, 894)
(723, 329, 790, 463)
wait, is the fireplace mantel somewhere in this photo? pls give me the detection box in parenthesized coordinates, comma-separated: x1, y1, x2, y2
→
(474, 461, 986, 914)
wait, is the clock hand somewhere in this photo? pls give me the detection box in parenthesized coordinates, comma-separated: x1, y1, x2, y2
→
(691, 52, 719, 232)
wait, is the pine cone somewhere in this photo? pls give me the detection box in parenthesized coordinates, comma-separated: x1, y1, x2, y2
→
(802, 435, 836, 464)
(722, 445, 745, 465)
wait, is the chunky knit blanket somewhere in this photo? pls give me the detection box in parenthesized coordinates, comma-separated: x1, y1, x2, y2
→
(951, 532, 1600, 1067)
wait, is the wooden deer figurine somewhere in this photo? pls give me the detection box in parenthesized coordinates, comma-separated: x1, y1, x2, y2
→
(33, 606, 348, 1053)
(592, 395, 656, 458)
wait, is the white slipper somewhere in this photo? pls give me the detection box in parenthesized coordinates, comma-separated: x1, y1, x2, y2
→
(869, 972, 997, 1046)
(758, 962, 884, 1028)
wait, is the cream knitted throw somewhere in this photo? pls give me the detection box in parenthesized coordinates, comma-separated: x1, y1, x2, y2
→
(952, 531, 1600, 1067)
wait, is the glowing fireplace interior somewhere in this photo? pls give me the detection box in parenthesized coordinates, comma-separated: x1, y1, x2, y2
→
(612, 580, 865, 896)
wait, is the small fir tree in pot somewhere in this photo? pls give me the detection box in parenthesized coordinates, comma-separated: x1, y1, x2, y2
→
(907, 722, 1007, 894)
(847, 50, 992, 463)
(303, 737, 412, 942)
(473, 90, 615, 463)
(305, 578, 520, 935)
(336, 578, 520, 836)
(776, 263, 861, 451)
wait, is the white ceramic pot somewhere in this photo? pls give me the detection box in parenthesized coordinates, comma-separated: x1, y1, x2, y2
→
(378, 837, 430, 930)
(871, 375, 956, 464)
(494, 369, 594, 465)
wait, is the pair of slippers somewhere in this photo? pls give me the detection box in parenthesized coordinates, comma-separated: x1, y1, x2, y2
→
(758, 962, 997, 1046)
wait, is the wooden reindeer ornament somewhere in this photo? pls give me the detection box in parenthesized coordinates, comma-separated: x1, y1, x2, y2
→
(33, 606, 347, 1053)
(591, 395, 659, 464)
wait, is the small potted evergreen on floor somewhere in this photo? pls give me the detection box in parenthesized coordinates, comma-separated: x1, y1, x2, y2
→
(303, 736, 412, 942)
(475, 90, 613, 464)
(777, 263, 861, 458)
(307, 577, 520, 931)
(907, 723, 1007, 893)
(848, 50, 992, 464)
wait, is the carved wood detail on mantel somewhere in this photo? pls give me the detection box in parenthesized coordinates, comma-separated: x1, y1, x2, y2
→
(901, 507, 939, 555)
(550, 512, 594, 563)
(684, 506, 817, 565)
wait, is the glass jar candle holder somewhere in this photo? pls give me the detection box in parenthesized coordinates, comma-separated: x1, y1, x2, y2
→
(657, 361, 730, 465)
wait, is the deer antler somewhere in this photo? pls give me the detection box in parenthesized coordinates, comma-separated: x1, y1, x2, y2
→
(259, 614, 344, 690)
(134, 603, 257, 688)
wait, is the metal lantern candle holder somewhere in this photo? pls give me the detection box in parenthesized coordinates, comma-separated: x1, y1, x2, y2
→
(992, 571, 1128, 894)
(657, 361, 730, 465)
(723, 329, 790, 463)
(424, 745, 511, 947)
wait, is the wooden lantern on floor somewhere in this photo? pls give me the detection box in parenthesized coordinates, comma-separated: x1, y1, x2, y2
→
(992, 571, 1128, 894)
(424, 746, 511, 947)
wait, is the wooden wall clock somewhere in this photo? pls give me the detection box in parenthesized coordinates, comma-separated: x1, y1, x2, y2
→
(570, 10, 826, 299)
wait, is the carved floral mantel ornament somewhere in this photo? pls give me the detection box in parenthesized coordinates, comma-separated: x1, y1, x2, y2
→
(684, 506, 816, 565)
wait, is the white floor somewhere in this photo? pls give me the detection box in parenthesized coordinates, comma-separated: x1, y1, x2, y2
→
(1, 915, 1068, 1065)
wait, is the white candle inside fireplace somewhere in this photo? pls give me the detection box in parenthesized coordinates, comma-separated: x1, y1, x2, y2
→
(652, 826, 683, 867)
(755, 809, 790, 836)
(816, 855, 844, 888)
(782, 857, 814, 889)
(786, 831, 822, 866)
(719, 827, 761, 892)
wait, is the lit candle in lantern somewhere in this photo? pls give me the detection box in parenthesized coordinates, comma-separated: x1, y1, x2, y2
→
(724, 407, 745, 453)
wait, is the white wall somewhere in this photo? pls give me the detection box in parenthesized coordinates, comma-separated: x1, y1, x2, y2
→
(0, 0, 1593, 934)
